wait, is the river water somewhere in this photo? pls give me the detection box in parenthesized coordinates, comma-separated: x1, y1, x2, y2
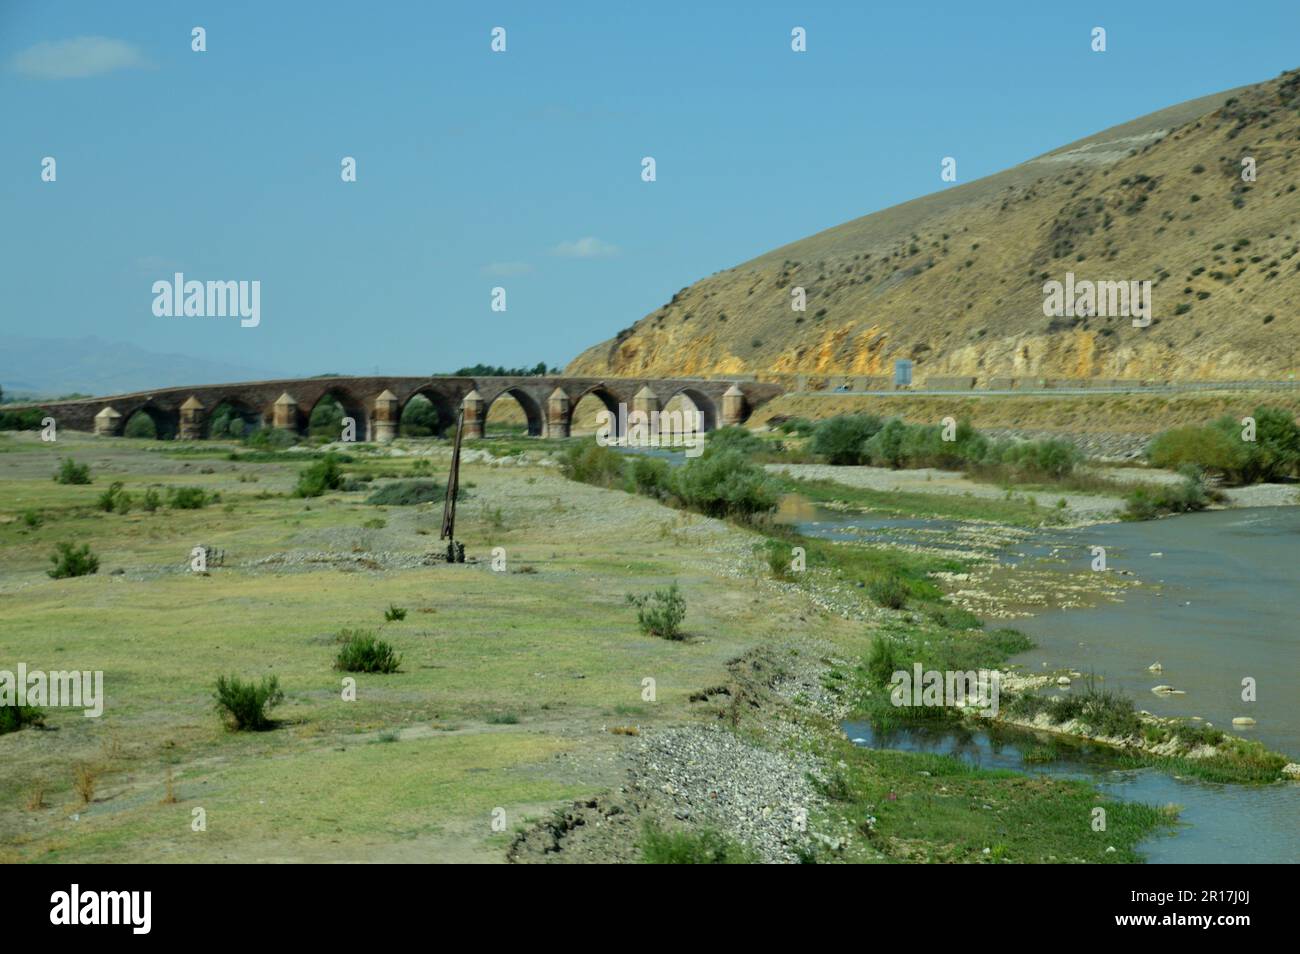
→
(779, 498, 1299, 863)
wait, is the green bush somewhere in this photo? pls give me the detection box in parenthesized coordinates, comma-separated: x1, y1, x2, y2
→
(0, 407, 45, 431)
(294, 453, 344, 498)
(168, 486, 214, 509)
(866, 574, 909, 609)
(811, 414, 884, 464)
(764, 539, 793, 580)
(363, 479, 447, 506)
(865, 637, 902, 688)
(334, 629, 402, 673)
(48, 542, 99, 579)
(1147, 424, 1248, 479)
(1147, 406, 1300, 484)
(244, 425, 296, 449)
(1124, 470, 1215, 520)
(987, 437, 1082, 479)
(21, 509, 43, 529)
(626, 583, 687, 640)
(626, 456, 673, 499)
(96, 481, 133, 513)
(639, 821, 753, 864)
(0, 704, 45, 735)
(142, 488, 161, 512)
(670, 449, 778, 519)
(384, 604, 407, 622)
(214, 674, 284, 731)
(560, 442, 626, 488)
(53, 459, 92, 485)
(772, 416, 816, 437)
(863, 418, 909, 468)
(705, 426, 766, 456)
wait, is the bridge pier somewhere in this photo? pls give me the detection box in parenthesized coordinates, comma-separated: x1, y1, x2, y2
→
(273, 392, 299, 433)
(179, 396, 205, 440)
(462, 389, 485, 439)
(721, 384, 746, 427)
(546, 388, 570, 438)
(94, 406, 122, 436)
(372, 389, 399, 443)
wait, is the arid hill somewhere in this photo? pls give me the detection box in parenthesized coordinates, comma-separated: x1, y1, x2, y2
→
(569, 70, 1300, 383)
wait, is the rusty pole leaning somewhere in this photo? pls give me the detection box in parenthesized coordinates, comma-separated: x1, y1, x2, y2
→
(440, 409, 465, 562)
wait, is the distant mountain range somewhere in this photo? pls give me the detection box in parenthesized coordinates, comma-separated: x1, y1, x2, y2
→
(0, 336, 286, 400)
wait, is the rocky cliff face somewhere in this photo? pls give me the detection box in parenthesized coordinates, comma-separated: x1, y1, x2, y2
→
(569, 70, 1300, 382)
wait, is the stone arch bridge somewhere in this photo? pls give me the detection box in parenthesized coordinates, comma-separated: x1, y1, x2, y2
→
(17, 375, 784, 443)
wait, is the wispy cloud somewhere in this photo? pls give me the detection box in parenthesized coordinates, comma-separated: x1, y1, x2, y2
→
(480, 261, 535, 277)
(11, 36, 149, 80)
(551, 236, 619, 259)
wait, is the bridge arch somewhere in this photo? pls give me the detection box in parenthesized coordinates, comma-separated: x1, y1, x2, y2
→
(485, 387, 545, 437)
(570, 385, 624, 438)
(122, 404, 177, 440)
(661, 386, 718, 432)
(398, 388, 457, 438)
(206, 398, 263, 439)
(306, 388, 368, 441)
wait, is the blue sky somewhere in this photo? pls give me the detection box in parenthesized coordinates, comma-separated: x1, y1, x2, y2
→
(2, 0, 1297, 379)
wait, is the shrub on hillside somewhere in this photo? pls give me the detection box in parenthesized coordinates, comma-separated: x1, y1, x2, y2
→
(0, 704, 45, 735)
(626, 583, 687, 640)
(53, 459, 92, 485)
(334, 629, 402, 673)
(97, 481, 133, 514)
(811, 414, 884, 465)
(168, 486, 214, 509)
(293, 453, 344, 498)
(213, 674, 284, 731)
(48, 542, 99, 579)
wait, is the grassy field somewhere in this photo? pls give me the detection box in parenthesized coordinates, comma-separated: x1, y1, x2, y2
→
(0, 428, 1190, 863)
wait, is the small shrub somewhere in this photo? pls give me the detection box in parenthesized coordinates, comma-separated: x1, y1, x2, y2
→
(560, 442, 626, 488)
(142, 488, 161, 512)
(866, 574, 908, 609)
(811, 414, 884, 465)
(54, 459, 92, 485)
(670, 450, 778, 519)
(626, 456, 672, 500)
(0, 704, 45, 735)
(486, 712, 519, 725)
(364, 479, 446, 506)
(384, 603, 407, 622)
(334, 630, 402, 673)
(73, 763, 97, 805)
(48, 542, 99, 579)
(639, 821, 753, 864)
(626, 583, 687, 640)
(294, 453, 344, 498)
(97, 481, 133, 513)
(213, 674, 284, 731)
(764, 539, 792, 580)
(20, 509, 43, 529)
(168, 486, 213, 510)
